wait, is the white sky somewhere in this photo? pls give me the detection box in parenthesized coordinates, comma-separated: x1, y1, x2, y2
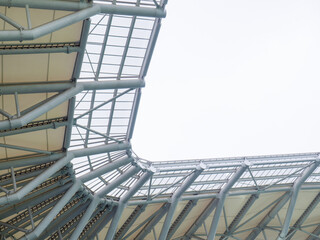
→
(132, 0, 320, 161)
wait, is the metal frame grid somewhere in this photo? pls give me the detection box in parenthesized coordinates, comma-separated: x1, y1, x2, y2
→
(0, 1, 319, 240)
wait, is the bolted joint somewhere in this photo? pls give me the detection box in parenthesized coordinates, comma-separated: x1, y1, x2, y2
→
(196, 162, 207, 171)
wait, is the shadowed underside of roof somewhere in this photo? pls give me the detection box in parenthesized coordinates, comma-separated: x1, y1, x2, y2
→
(0, 1, 319, 240)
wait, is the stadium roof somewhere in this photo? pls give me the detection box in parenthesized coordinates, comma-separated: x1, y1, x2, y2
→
(0, 1, 320, 240)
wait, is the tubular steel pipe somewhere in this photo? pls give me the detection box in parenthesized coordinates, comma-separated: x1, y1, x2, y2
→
(0, 79, 145, 94)
(0, 3, 165, 42)
(0, 141, 130, 170)
(207, 165, 248, 240)
(96, 165, 141, 198)
(0, 0, 166, 16)
(0, 46, 81, 55)
(158, 164, 206, 240)
(69, 196, 101, 240)
(0, 80, 144, 131)
(0, 142, 130, 206)
(105, 171, 153, 240)
(277, 161, 319, 240)
(21, 180, 82, 240)
(78, 155, 133, 183)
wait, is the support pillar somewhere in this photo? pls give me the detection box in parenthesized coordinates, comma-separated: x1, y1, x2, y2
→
(207, 165, 248, 240)
(105, 170, 154, 240)
(159, 163, 206, 240)
(277, 161, 319, 240)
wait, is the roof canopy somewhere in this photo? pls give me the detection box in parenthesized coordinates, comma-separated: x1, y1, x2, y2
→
(0, 1, 319, 240)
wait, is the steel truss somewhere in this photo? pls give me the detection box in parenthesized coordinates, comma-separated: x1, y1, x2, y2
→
(0, 1, 320, 240)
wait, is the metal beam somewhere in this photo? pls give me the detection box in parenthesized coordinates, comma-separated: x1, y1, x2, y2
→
(167, 200, 198, 240)
(96, 165, 141, 198)
(105, 171, 153, 240)
(21, 180, 82, 240)
(85, 208, 116, 240)
(286, 192, 320, 239)
(38, 200, 91, 240)
(220, 194, 259, 240)
(114, 204, 146, 240)
(0, 80, 144, 131)
(0, 181, 72, 220)
(135, 203, 171, 240)
(0, 142, 129, 206)
(0, 117, 68, 137)
(306, 225, 320, 240)
(0, 45, 80, 55)
(0, 79, 144, 95)
(0, 0, 166, 16)
(246, 192, 291, 240)
(0, 143, 52, 155)
(0, 3, 165, 42)
(69, 197, 101, 240)
(277, 162, 319, 240)
(184, 198, 219, 239)
(159, 164, 206, 240)
(207, 165, 248, 239)
(78, 155, 133, 183)
(64, 18, 90, 149)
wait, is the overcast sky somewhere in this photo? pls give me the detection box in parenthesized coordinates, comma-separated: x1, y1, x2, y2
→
(132, 0, 320, 161)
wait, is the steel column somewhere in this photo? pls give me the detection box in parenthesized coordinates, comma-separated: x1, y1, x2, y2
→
(21, 180, 82, 240)
(220, 194, 259, 240)
(114, 204, 146, 240)
(63, 17, 90, 149)
(277, 162, 319, 240)
(306, 225, 320, 240)
(184, 198, 219, 239)
(286, 192, 320, 239)
(85, 208, 116, 240)
(105, 171, 153, 240)
(247, 192, 291, 240)
(159, 165, 206, 240)
(38, 200, 91, 240)
(69, 197, 101, 240)
(167, 200, 198, 240)
(207, 165, 248, 240)
(135, 203, 171, 240)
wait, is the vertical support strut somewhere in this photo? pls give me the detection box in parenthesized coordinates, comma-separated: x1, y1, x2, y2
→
(70, 164, 141, 240)
(21, 180, 82, 240)
(114, 204, 146, 240)
(134, 203, 170, 240)
(220, 194, 259, 240)
(207, 165, 248, 239)
(25, 4, 32, 29)
(14, 92, 20, 117)
(159, 164, 206, 240)
(277, 162, 319, 240)
(184, 199, 219, 239)
(286, 192, 320, 239)
(246, 192, 291, 240)
(105, 170, 154, 240)
(10, 167, 17, 192)
(167, 200, 198, 240)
